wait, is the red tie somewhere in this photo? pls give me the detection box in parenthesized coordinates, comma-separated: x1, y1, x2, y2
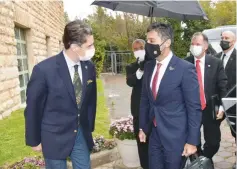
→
(152, 63, 162, 127)
(196, 60, 206, 110)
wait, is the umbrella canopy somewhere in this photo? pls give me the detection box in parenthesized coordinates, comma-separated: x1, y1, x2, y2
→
(91, 1, 208, 21)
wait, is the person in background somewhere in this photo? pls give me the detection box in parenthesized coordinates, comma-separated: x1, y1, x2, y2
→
(185, 32, 227, 165)
(139, 22, 202, 169)
(24, 20, 97, 169)
(126, 39, 149, 169)
(215, 30, 236, 169)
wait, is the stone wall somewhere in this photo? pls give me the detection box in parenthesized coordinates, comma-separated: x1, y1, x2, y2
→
(0, 1, 65, 119)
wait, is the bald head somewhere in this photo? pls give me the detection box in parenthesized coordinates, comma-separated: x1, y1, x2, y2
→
(222, 31, 236, 41)
(220, 30, 236, 52)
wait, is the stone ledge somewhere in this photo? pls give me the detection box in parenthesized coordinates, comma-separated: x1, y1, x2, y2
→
(67, 148, 120, 169)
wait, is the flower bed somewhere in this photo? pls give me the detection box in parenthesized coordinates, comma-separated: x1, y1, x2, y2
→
(3, 137, 116, 169)
(109, 115, 135, 140)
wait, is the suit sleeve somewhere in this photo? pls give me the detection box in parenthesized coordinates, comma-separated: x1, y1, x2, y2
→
(181, 63, 202, 146)
(24, 65, 47, 147)
(88, 64, 97, 132)
(139, 64, 150, 134)
(217, 60, 228, 99)
(126, 64, 139, 87)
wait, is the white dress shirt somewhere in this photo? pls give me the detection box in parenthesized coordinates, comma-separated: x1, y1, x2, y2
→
(194, 56, 205, 92)
(150, 52, 173, 94)
(221, 47, 235, 68)
(63, 51, 83, 83)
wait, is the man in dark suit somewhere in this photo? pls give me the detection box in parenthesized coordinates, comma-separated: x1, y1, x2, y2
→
(215, 30, 236, 169)
(185, 32, 228, 163)
(126, 39, 149, 169)
(139, 23, 202, 169)
(24, 20, 97, 169)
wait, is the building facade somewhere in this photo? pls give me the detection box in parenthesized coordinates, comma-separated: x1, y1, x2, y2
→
(0, 1, 65, 119)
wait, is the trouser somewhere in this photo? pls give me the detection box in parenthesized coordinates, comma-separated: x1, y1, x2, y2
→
(133, 117, 149, 169)
(44, 127, 90, 169)
(149, 126, 183, 169)
(198, 106, 222, 159)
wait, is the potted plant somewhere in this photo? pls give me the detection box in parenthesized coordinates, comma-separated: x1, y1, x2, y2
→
(109, 115, 140, 167)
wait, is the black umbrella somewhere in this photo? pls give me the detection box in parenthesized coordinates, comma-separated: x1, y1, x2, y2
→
(91, 0, 208, 22)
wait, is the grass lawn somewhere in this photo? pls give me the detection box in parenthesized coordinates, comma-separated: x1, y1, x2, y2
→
(0, 79, 110, 167)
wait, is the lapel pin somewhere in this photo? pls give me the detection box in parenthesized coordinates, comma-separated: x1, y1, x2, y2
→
(85, 66, 88, 69)
(154, 51, 157, 55)
(169, 66, 174, 71)
(208, 65, 211, 67)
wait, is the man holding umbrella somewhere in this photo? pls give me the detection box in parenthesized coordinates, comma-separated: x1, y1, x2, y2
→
(139, 22, 202, 169)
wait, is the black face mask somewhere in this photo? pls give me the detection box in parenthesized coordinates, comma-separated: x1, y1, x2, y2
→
(220, 40, 231, 50)
(145, 40, 167, 60)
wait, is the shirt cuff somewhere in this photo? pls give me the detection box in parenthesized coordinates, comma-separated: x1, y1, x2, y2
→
(136, 69, 144, 79)
(219, 105, 224, 112)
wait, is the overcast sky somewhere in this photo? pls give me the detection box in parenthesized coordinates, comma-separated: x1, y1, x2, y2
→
(63, 0, 95, 20)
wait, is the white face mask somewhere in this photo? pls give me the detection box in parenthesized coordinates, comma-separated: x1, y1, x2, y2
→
(79, 48, 95, 61)
(134, 50, 145, 62)
(190, 45, 203, 57)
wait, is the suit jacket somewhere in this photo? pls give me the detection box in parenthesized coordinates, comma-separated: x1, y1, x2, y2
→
(24, 51, 97, 159)
(216, 49, 236, 91)
(185, 55, 228, 107)
(126, 62, 143, 133)
(139, 55, 202, 151)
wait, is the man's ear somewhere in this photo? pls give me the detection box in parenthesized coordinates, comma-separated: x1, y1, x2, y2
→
(165, 39, 172, 48)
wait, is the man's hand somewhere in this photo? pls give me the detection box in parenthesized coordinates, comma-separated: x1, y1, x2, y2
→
(139, 130, 146, 143)
(216, 111, 224, 120)
(32, 143, 42, 152)
(138, 61, 145, 71)
(182, 143, 197, 157)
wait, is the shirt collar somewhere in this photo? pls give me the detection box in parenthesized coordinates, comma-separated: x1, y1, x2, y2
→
(156, 51, 173, 66)
(194, 55, 205, 64)
(63, 50, 80, 68)
(224, 47, 235, 57)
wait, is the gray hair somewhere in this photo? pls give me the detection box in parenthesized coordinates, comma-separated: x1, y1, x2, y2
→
(132, 39, 146, 47)
(191, 32, 209, 43)
(63, 19, 93, 49)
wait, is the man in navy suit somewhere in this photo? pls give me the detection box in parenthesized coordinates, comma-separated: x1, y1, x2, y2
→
(24, 20, 97, 169)
(139, 23, 202, 169)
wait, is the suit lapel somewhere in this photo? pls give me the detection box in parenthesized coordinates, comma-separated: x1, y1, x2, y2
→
(56, 52, 77, 106)
(80, 61, 88, 104)
(156, 56, 178, 102)
(147, 60, 156, 101)
(225, 49, 236, 71)
(204, 55, 211, 99)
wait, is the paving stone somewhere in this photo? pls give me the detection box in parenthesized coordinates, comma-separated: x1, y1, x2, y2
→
(225, 147, 236, 153)
(213, 155, 225, 163)
(221, 142, 233, 148)
(215, 161, 233, 169)
(217, 151, 233, 158)
(226, 156, 236, 163)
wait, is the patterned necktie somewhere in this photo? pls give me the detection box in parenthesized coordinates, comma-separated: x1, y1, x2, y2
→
(196, 60, 206, 110)
(73, 65, 82, 108)
(151, 63, 162, 127)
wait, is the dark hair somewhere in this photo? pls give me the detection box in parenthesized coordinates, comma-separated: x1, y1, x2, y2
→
(192, 32, 209, 43)
(63, 20, 93, 49)
(147, 22, 174, 43)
